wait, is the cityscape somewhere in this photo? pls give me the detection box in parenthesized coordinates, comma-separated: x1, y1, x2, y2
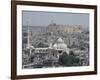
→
(22, 11, 89, 69)
(22, 21, 89, 69)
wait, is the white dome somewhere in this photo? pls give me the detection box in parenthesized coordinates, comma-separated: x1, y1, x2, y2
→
(53, 44, 57, 48)
(53, 43, 67, 49)
(53, 38, 67, 49)
(26, 45, 34, 49)
(30, 46, 34, 49)
(57, 38, 64, 43)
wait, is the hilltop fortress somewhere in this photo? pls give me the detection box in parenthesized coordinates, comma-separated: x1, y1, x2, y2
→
(45, 22, 83, 33)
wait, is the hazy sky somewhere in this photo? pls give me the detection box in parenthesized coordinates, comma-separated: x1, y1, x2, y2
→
(22, 11, 89, 28)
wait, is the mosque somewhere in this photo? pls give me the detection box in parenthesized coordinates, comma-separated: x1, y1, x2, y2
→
(51, 37, 69, 54)
(26, 37, 69, 60)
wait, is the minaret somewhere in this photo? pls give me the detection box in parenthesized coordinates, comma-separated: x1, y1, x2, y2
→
(27, 24, 30, 48)
(27, 24, 32, 55)
(26, 18, 30, 49)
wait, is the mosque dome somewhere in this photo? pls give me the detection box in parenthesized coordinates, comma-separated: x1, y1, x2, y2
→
(56, 38, 64, 43)
(53, 38, 67, 50)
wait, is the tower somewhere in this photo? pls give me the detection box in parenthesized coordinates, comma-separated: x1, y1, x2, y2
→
(27, 25, 30, 48)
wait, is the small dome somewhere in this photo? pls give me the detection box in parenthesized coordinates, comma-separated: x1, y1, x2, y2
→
(53, 44, 57, 48)
(26, 45, 34, 49)
(30, 46, 34, 49)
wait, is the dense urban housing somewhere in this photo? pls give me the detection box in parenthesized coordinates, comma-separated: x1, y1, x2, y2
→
(22, 22, 89, 68)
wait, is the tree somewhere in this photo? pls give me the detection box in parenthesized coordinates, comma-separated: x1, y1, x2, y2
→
(69, 51, 74, 56)
(59, 52, 80, 66)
